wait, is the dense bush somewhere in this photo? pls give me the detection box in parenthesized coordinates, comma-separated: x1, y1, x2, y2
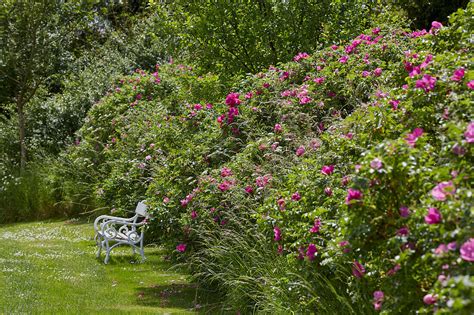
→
(61, 3, 473, 313)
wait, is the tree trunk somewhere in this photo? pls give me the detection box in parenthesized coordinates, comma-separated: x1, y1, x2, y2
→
(17, 98, 27, 171)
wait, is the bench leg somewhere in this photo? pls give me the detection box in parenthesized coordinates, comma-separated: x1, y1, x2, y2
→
(139, 238, 146, 262)
(104, 239, 110, 264)
(96, 235, 103, 258)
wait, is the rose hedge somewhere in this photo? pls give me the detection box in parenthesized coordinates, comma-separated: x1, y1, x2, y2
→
(61, 4, 473, 313)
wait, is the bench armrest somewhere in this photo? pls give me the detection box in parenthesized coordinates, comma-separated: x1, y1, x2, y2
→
(100, 219, 147, 243)
(94, 214, 138, 234)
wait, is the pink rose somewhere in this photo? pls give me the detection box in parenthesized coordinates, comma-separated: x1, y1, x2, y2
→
(425, 207, 442, 224)
(423, 294, 437, 305)
(460, 238, 474, 262)
(176, 243, 187, 252)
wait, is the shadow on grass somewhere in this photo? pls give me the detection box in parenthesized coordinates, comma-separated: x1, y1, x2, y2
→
(95, 245, 173, 268)
(134, 283, 226, 314)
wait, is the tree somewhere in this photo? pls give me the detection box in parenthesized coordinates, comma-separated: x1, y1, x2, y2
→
(0, 1, 91, 170)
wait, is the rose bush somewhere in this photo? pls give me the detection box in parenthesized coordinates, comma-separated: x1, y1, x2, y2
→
(60, 4, 473, 313)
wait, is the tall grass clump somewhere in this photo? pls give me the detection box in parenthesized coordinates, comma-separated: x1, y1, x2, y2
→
(187, 210, 371, 314)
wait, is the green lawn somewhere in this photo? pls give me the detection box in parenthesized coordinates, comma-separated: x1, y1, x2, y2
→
(0, 220, 217, 314)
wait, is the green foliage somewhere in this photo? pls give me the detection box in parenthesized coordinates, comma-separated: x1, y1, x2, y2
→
(154, 0, 384, 80)
(0, 162, 59, 222)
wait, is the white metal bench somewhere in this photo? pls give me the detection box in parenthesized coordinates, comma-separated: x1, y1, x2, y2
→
(94, 200, 150, 264)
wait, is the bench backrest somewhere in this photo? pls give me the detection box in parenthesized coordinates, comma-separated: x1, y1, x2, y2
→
(135, 200, 149, 217)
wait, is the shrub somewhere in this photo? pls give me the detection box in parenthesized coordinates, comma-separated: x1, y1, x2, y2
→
(59, 3, 473, 312)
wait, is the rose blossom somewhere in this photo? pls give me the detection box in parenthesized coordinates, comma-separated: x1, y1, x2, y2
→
(321, 165, 335, 175)
(370, 158, 383, 170)
(431, 181, 456, 201)
(352, 260, 365, 278)
(460, 238, 474, 262)
(176, 243, 187, 252)
(345, 188, 363, 205)
(423, 294, 437, 305)
(425, 207, 442, 224)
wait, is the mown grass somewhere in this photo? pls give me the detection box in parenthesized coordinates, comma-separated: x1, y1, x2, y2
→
(0, 220, 219, 314)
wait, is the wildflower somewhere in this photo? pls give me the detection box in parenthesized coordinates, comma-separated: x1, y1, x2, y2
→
(256, 175, 271, 187)
(220, 167, 233, 177)
(431, 21, 443, 29)
(324, 187, 333, 196)
(218, 181, 232, 192)
(420, 54, 433, 68)
(397, 226, 409, 236)
(163, 197, 170, 203)
(225, 93, 241, 107)
(277, 198, 286, 211)
(244, 185, 254, 194)
(467, 80, 474, 89)
(362, 70, 370, 77)
(370, 158, 383, 170)
(434, 244, 449, 256)
(191, 211, 198, 219)
(352, 260, 365, 278)
(460, 238, 474, 262)
(425, 207, 442, 224)
(451, 68, 465, 81)
(415, 75, 437, 93)
(313, 77, 325, 84)
(339, 241, 350, 253)
(448, 241, 457, 251)
(273, 227, 281, 241)
(345, 188, 363, 205)
(310, 139, 321, 150)
(387, 264, 401, 276)
(306, 244, 317, 261)
(294, 52, 310, 62)
(299, 96, 312, 104)
(465, 122, 474, 143)
(176, 243, 187, 252)
(280, 90, 292, 97)
(145, 155, 151, 161)
(277, 244, 283, 254)
(373, 68, 383, 76)
(405, 128, 424, 147)
(373, 301, 382, 311)
(341, 176, 350, 186)
(279, 71, 290, 81)
(389, 99, 400, 110)
(423, 294, 437, 305)
(399, 206, 411, 217)
(321, 165, 335, 175)
(206, 103, 213, 109)
(431, 181, 456, 201)
(452, 143, 466, 156)
(372, 27, 381, 35)
(217, 114, 226, 125)
(339, 55, 349, 63)
(309, 219, 321, 233)
(330, 45, 338, 50)
(291, 192, 301, 201)
(296, 146, 305, 157)
(297, 246, 306, 260)
(274, 124, 282, 133)
(374, 291, 384, 302)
